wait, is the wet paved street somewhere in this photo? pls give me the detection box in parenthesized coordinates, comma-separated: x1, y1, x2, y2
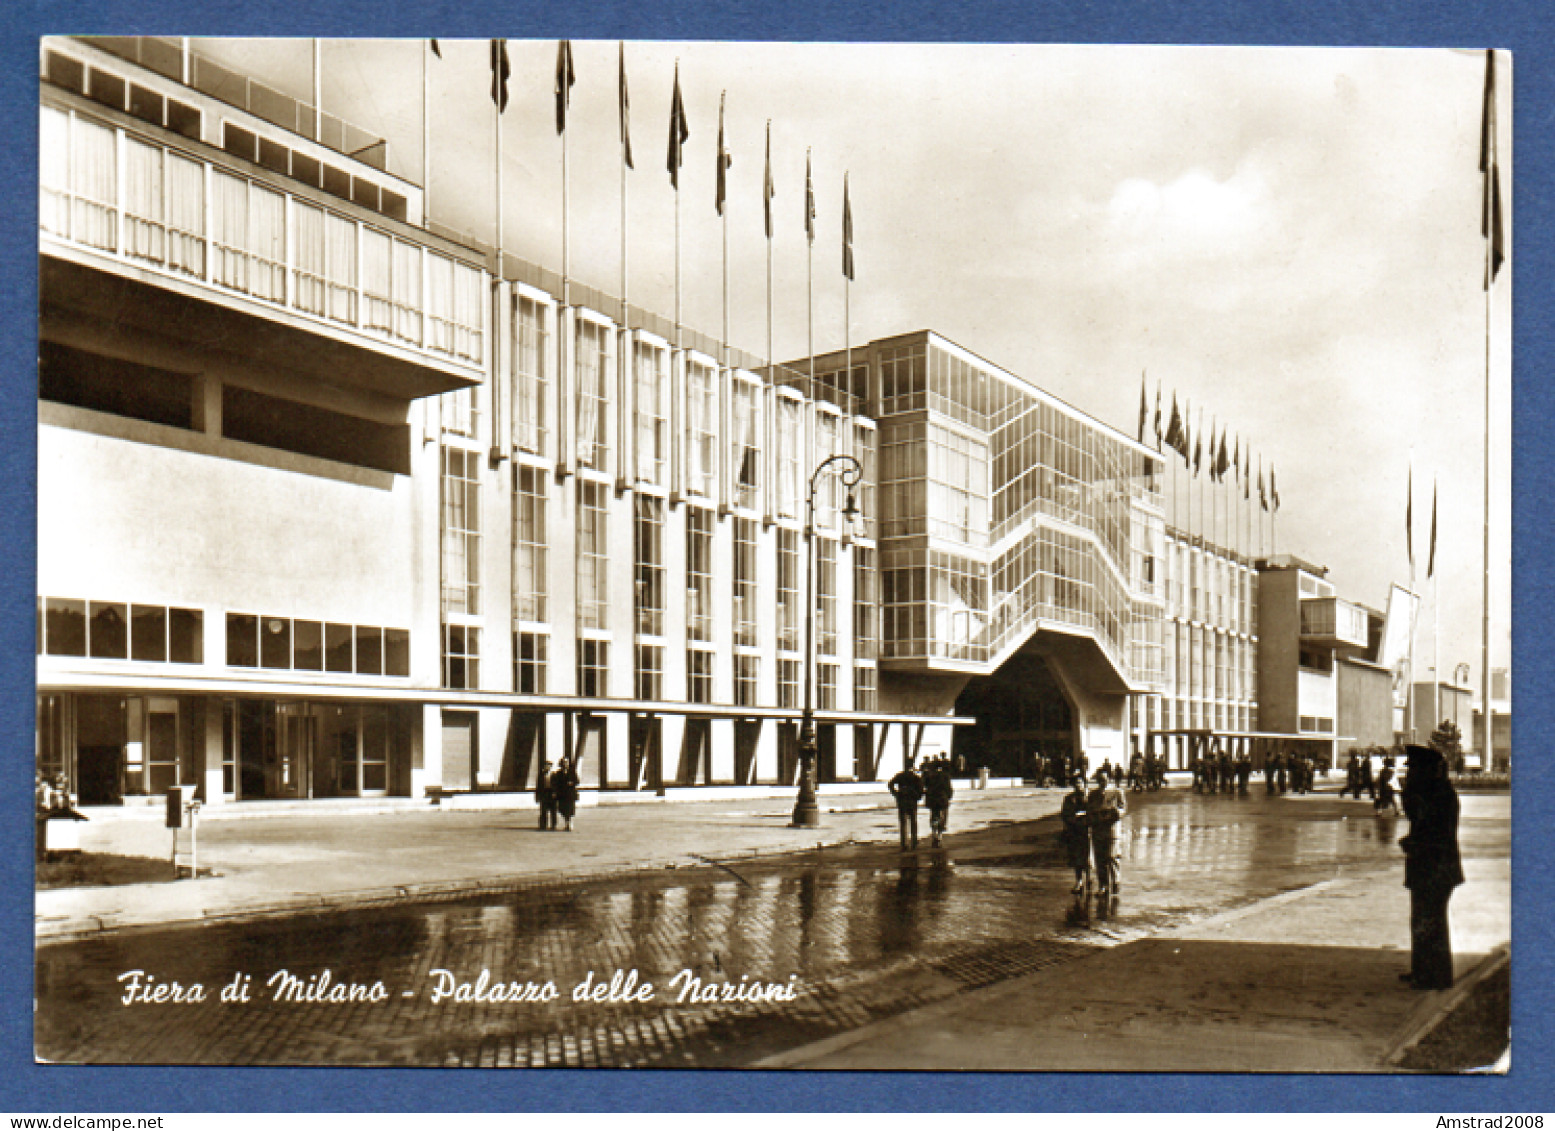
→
(36, 788, 1431, 1066)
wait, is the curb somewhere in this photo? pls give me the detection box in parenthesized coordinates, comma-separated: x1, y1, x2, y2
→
(1382, 943, 1511, 1067)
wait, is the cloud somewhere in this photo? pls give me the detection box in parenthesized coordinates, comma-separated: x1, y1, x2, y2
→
(1104, 165, 1267, 250)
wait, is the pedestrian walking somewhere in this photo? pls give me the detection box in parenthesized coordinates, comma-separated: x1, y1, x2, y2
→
(1086, 767, 1127, 896)
(551, 756, 580, 832)
(535, 759, 557, 830)
(1399, 744, 1464, 990)
(924, 755, 954, 847)
(1375, 757, 1401, 815)
(1236, 752, 1252, 795)
(1343, 753, 1363, 799)
(1361, 753, 1376, 801)
(1059, 776, 1092, 895)
(888, 760, 924, 850)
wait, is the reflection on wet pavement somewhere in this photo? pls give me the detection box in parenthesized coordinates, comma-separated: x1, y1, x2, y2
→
(36, 789, 1407, 1066)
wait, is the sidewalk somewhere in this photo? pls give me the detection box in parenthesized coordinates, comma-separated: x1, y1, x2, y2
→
(756, 810, 1511, 1072)
(36, 782, 1062, 941)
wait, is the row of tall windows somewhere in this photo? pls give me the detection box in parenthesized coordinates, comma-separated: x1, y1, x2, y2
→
(42, 105, 484, 365)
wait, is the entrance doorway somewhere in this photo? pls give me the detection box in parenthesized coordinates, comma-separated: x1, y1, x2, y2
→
(953, 652, 1076, 779)
(234, 701, 315, 800)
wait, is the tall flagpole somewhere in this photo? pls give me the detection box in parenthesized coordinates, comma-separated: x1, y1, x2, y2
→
(312, 39, 322, 143)
(559, 41, 572, 309)
(675, 125, 682, 344)
(1481, 49, 1499, 770)
(766, 121, 774, 385)
(720, 92, 730, 367)
(422, 42, 430, 221)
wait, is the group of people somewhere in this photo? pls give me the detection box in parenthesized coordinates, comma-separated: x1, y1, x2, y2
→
(1034, 750, 1164, 793)
(1341, 750, 1402, 815)
(886, 755, 956, 849)
(1058, 768, 1128, 896)
(533, 757, 581, 831)
(1189, 749, 1255, 794)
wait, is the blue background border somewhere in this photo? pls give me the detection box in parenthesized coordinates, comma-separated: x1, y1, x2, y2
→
(6, 0, 1549, 1113)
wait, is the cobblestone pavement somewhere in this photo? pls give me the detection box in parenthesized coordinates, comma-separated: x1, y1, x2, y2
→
(36, 789, 1417, 1067)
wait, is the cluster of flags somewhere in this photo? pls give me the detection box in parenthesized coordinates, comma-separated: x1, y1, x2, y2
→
(440, 39, 858, 280)
(1137, 374, 1278, 513)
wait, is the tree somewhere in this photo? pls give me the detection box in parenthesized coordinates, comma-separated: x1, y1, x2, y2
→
(1430, 719, 1465, 773)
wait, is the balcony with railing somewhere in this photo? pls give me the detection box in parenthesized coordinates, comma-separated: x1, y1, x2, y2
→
(41, 58, 485, 401)
(1299, 596, 1369, 651)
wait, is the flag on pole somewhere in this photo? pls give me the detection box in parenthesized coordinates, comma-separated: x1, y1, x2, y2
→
(1153, 381, 1163, 450)
(1406, 464, 1415, 570)
(1165, 395, 1184, 458)
(490, 39, 510, 112)
(1243, 446, 1250, 500)
(430, 39, 441, 59)
(1428, 480, 1438, 579)
(667, 62, 689, 189)
(716, 92, 732, 215)
(805, 150, 816, 243)
(1259, 466, 1268, 512)
(1215, 431, 1229, 481)
(763, 121, 775, 239)
(842, 173, 855, 280)
(1232, 435, 1240, 482)
(1137, 374, 1149, 443)
(1480, 49, 1505, 288)
(554, 40, 575, 134)
(618, 43, 633, 169)
(1271, 465, 1281, 512)
(1193, 424, 1203, 477)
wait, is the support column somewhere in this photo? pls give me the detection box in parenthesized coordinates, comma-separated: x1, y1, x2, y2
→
(661, 713, 687, 789)
(414, 703, 443, 798)
(754, 719, 778, 783)
(201, 700, 224, 806)
(710, 717, 735, 784)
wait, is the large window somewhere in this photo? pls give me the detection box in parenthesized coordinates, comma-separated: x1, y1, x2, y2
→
(362, 227, 423, 344)
(226, 613, 408, 677)
(512, 295, 548, 456)
(635, 642, 663, 701)
(577, 480, 609, 631)
(442, 624, 479, 690)
(577, 637, 609, 698)
(688, 647, 714, 704)
(514, 630, 547, 694)
(41, 598, 201, 664)
(441, 447, 481, 616)
(735, 654, 759, 707)
(777, 658, 800, 710)
(686, 505, 713, 644)
(854, 544, 878, 661)
(817, 537, 838, 656)
(634, 495, 665, 638)
(777, 528, 800, 654)
(513, 463, 548, 624)
(634, 340, 668, 486)
(731, 377, 762, 511)
(854, 664, 877, 712)
(734, 517, 759, 649)
(776, 396, 803, 520)
(576, 320, 610, 471)
(686, 359, 717, 498)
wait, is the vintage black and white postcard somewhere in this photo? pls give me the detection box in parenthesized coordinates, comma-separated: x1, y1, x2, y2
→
(32, 33, 1511, 1084)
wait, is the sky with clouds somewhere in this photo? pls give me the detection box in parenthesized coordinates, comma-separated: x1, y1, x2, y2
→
(192, 37, 1512, 692)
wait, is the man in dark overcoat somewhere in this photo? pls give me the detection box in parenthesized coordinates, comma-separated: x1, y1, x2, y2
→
(1399, 744, 1465, 989)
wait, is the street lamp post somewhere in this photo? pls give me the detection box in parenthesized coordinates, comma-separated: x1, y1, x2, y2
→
(792, 452, 863, 828)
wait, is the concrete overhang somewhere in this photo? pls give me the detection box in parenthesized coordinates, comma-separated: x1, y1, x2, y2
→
(41, 249, 482, 403)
